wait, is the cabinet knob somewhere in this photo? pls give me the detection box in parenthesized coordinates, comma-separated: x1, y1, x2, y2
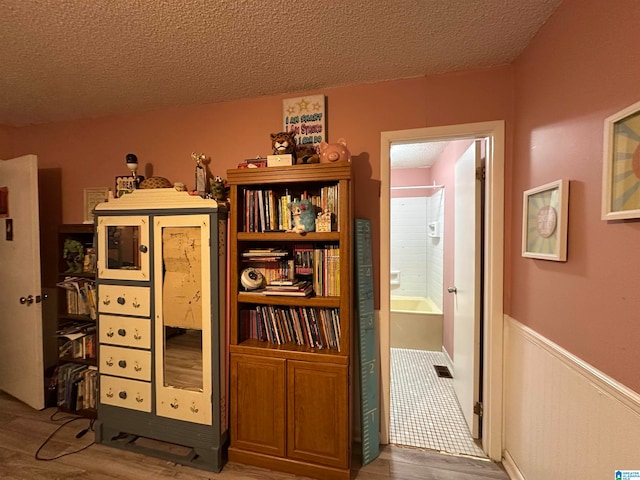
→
(117, 296, 126, 305)
(118, 328, 126, 336)
(118, 360, 127, 368)
(139, 245, 148, 253)
(119, 391, 127, 399)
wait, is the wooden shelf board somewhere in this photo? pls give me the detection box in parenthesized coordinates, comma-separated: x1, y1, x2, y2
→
(230, 340, 348, 364)
(237, 293, 340, 308)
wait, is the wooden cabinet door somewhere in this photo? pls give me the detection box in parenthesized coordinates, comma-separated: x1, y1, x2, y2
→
(287, 360, 349, 468)
(231, 354, 286, 456)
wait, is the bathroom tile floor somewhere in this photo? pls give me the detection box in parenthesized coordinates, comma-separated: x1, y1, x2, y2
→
(390, 347, 486, 458)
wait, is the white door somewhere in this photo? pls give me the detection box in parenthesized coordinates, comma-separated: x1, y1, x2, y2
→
(451, 141, 482, 438)
(0, 155, 45, 409)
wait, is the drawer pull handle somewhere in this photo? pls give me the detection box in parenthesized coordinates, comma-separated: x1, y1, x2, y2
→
(118, 328, 126, 336)
(106, 328, 114, 338)
(106, 388, 114, 398)
(119, 391, 127, 400)
(136, 394, 144, 403)
(117, 296, 126, 305)
(105, 357, 114, 367)
(118, 360, 127, 368)
(170, 400, 179, 409)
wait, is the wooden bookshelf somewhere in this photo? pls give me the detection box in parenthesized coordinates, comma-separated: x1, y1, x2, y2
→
(227, 162, 353, 480)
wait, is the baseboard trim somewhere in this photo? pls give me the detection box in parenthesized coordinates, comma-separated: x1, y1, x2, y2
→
(441, 345, 454, 377)
(502, 449, 524, 480)
(506, 315, 640, 415)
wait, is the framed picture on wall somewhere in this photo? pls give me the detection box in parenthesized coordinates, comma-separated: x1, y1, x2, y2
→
(522, 179, 569, 261)
(601, 99, 640, 220)
(83, 187, 109, 223)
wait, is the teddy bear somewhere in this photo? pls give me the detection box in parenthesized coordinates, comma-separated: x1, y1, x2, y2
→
(270, 131, 297, 163)
(319, 138, 351, 163)
(287, 198, 316, 233)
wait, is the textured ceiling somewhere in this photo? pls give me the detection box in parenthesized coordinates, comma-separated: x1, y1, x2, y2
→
(0, 0, 562, 129)
(390, 141, 449, 169)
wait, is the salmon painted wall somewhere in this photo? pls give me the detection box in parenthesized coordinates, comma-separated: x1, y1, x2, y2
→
(8, 68, 514, 311)
(511, 0, 640, 392)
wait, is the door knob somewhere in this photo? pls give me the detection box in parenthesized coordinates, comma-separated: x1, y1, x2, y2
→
(447, 286, 457, 294)
(21, 293, 48, 305)
(19, 295, 34, 305)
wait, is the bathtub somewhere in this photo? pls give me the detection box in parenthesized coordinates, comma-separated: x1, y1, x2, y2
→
(390, 296, 443, 351)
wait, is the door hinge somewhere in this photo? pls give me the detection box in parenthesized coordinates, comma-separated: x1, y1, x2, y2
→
(475, 166, 486, 181)
(474, 401, 483, 417)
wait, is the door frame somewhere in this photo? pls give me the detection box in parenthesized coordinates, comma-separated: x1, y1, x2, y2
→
(379, 121, 504, 461)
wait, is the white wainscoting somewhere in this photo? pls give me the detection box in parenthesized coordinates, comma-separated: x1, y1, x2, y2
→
(503, 316, 640, 479)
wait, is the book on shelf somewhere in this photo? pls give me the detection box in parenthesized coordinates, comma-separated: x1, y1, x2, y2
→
(294, 243, 313, 276)
(264, 281, 314, 297)
(56, 363, 98, 412)
(239, 305, 341, 351)
(56, 276, 97, 319)
(242, 258, 295, 286)
(242, 248, 288, 258)
(268, 277, 298, 286)
(57, 321, 97, 360)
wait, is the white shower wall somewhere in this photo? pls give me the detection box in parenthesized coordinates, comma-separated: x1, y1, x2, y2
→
(390, 189, 444, 310)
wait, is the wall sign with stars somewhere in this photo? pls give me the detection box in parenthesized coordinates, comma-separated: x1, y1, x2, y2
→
(282, 94, 326, 149)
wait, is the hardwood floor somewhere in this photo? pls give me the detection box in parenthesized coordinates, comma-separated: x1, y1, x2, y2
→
(0, 391, 509, 479)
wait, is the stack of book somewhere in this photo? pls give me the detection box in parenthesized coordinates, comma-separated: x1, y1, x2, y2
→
(264, 280, 313, 297)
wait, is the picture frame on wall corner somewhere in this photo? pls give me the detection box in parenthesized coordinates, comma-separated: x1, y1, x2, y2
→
(522, 179, 569, 262)
(601, 99, 640, 220)
(83, 187, 109, 224)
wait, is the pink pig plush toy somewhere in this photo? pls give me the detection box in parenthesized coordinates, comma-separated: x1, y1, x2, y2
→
(319, 138, 351, 163)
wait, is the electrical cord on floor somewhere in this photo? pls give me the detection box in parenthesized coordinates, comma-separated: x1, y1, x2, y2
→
(35, 411, 95, 461)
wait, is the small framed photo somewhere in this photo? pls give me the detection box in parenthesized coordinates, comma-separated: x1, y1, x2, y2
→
(522, 179, 569, 261)
(602, 99, 640, 220)
(83, 187, 109, 223)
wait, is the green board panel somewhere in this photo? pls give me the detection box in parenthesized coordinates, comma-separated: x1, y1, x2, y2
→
(355, 219, 379, 465)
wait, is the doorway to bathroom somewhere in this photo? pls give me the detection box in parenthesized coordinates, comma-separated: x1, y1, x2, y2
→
(388, 138, 485, 457)
(379, 121, 506, 461)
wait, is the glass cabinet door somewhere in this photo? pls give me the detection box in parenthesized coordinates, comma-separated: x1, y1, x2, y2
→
(97, 216, 150, 281)
(153, 214, 213, 426)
